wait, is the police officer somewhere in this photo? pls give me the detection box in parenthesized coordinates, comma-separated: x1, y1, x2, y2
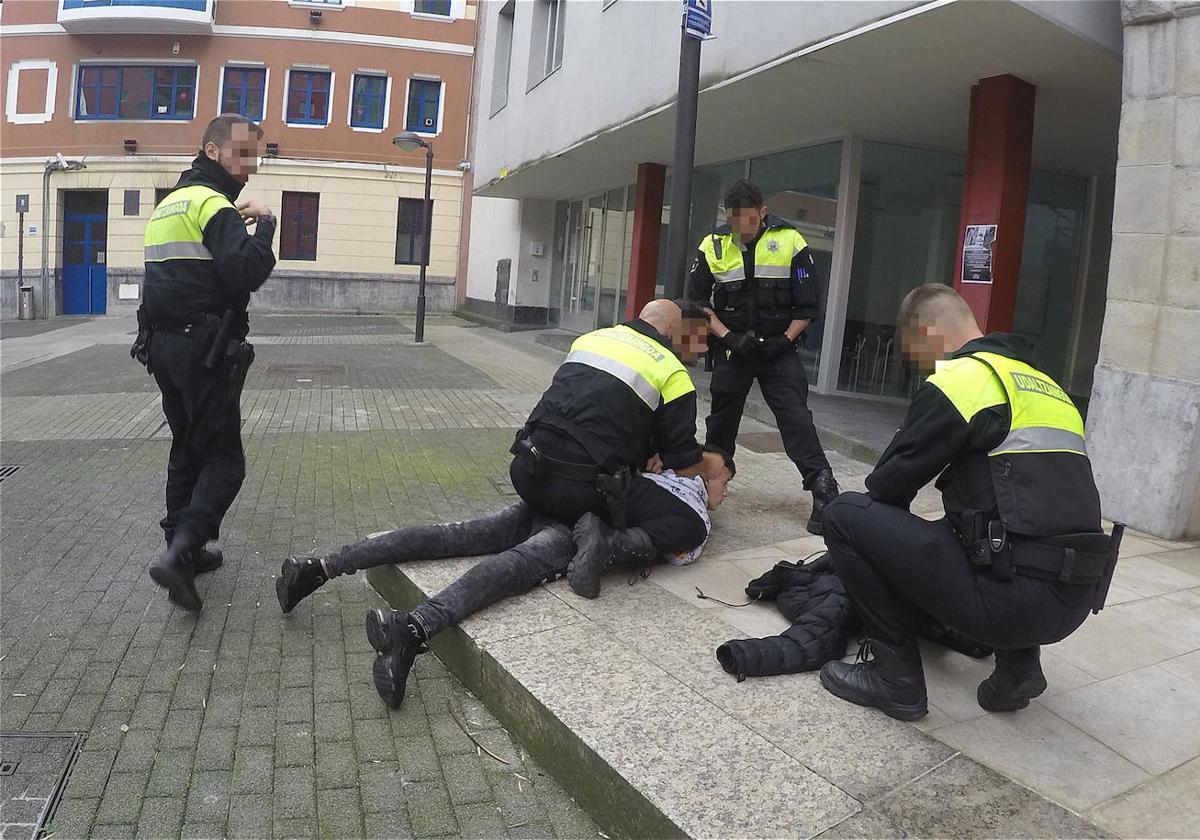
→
(365, 299, 727, 704)
(819, 284, 1119, 720)
(138, 114, 277, 611)
(689, 179, 838, 534)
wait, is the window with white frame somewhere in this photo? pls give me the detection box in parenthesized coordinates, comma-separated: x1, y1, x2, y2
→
(286, 68, 331, 125)
(414, 0, 451, 15)
(350, 73, 388, 130)
(76, 65, 196, 121)
(528, 0, 565, 89)
(405, 78, 442, 134)
(221, 66, 266, 121)
(490, 0, 515, 115)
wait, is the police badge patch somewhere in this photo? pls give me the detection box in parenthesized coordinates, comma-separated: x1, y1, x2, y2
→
(766, 240, 780, 252)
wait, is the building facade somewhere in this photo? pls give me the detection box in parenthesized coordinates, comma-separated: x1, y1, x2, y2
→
(463, 0, 1200, 538)
(0, 0, 477, 318)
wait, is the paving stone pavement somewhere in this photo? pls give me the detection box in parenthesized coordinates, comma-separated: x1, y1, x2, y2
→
(0, 314, 600, 840)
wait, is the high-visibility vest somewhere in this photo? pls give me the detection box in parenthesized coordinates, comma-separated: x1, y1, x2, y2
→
(143, 184, 237, 323)
(566, 324, 694, 410)
(698, 225, 809, 326)
(144, 184, 232, 264)
(927, 351, 1100, 537)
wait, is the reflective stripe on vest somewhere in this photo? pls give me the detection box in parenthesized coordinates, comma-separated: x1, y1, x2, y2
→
(698, 226, 808, 285)
(566, 324, 695, 410)
(971, 352, 1087, 457)
(144, 184, 233, 264)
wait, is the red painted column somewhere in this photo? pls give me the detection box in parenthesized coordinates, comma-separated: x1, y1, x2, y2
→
(953, 74, 1036, 333)
(625, 162, 666, 319)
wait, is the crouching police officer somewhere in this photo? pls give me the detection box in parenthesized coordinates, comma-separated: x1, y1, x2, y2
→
(134, 114, 277, 611)
(819, 284, 1122, 720)
(689, 179, 838, 534)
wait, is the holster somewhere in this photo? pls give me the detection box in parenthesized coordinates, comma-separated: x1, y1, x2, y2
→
(130, 304, 154, 373)
(223, 339, 255, 403)
(596, 466, 633, 530)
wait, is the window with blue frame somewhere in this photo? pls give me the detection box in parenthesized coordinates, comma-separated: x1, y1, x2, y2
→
(62, 0, 208, 10)
(405, 78, 441, 133)
(286, 69, 331, 125)
(221, 67, 267, 121)
(350, 74, 387, 130)
(414, 0, 452, 15)
(75, 65, 196, 120)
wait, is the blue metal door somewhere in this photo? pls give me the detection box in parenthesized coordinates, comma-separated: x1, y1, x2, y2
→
(62, 213, 107, 315)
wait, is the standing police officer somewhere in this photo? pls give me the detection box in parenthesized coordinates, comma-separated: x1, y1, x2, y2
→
(689, 179, 838, 534)
(819, 284, 1120, 720)
(136, 114, 276, 611)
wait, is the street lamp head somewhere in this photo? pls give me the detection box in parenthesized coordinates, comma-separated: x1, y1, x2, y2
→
(392, 131, 430, 152)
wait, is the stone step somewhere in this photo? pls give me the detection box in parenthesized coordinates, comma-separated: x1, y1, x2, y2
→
(366, 557, 1108, 839)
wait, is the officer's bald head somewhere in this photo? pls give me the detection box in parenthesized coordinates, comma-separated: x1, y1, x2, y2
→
(897, 284, 983, 371)
(639, 299, 708, 364)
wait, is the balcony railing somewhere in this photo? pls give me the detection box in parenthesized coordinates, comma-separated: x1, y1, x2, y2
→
(58, 0, 215, 35)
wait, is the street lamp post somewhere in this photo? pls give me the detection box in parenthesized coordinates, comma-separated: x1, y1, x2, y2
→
(393, 132, 433, 344)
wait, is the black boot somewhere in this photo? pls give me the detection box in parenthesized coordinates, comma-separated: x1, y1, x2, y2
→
(568, 514, 655, 599)
(149, 540, 202, 612)
(192, 547, 223, 575)
(365, 609, 427, 709)
(276, 557, 329, 614)
(977, 647, 1047, 712)
(806, 469, 839, 536)
(819, 638, 928, 721)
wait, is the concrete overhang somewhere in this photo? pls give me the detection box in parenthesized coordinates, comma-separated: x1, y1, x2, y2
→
(477, 0, 1121, 201)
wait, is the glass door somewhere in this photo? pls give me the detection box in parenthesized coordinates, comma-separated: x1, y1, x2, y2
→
(559, 199, 594, 333)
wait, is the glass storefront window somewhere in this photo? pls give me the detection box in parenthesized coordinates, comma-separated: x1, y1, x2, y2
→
(842, 141, 964, 397)
(597, 187, 629, 328)
(750, 141, 843, 382)
(1015, 170, 1087, 385)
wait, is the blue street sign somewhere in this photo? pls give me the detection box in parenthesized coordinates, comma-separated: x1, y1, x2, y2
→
(684, 0, 713, 40)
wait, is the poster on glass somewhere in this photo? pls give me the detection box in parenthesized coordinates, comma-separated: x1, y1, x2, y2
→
(962, 224, 997, 284)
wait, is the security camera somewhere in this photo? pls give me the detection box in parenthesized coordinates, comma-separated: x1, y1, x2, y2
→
(457, 160, 472, 172)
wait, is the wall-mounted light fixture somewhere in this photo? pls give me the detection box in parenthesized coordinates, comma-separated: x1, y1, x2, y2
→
(123, 139, 138, 154)
(265, 142, 279, 157)
(309, 9, 322, 24)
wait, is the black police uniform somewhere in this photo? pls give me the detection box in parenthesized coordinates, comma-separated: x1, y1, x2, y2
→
(824, 334, 1106, 653)
(513, 318, 709, 558)
(688, 216, 834, 513)
(141, 154, 275, 597)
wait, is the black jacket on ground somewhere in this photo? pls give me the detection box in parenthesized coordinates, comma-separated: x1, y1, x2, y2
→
(716, 557, 992, 680)
(144, 154, 276, 338)
(525, 319, 704, 473)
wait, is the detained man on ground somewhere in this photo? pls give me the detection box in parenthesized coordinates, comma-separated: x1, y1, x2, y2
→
(276, 299, 732, 708)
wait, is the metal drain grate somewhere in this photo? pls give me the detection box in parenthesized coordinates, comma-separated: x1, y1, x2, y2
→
(266, 364, 345, 376)
(0, 466, 23, 482)
(0, 732, 85, 840)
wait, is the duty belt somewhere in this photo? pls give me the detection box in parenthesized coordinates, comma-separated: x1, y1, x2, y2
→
(510, 435, 602, 482)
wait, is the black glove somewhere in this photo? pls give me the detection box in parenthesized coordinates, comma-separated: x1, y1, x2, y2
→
(724, 331, 761, 359)
(760, 334, 794, 360)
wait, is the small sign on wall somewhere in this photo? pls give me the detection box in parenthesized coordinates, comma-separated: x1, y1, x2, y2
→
(118, 283, 140, 300)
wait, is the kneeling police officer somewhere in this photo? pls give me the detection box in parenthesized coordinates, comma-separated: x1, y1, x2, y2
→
(819, 284, 1122, 720)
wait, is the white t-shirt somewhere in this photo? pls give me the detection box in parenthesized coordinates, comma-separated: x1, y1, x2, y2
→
(642, 469, 711, 565)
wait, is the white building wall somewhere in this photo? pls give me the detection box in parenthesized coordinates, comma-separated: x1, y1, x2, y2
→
(474, 0, 927, 187)
(465, 195, 521, 302)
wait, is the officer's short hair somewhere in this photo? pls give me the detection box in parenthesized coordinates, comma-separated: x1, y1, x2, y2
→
(202, 114, 263, 149)
(722, 179, 764, 211)
(676, 299, 707, 322)
(897, 283, 977, 330)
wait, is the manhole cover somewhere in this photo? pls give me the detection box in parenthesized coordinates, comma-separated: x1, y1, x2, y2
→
(0, 732, 85, 840)
(736, 432, 787, 454)
(266, 364, 345, 376)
